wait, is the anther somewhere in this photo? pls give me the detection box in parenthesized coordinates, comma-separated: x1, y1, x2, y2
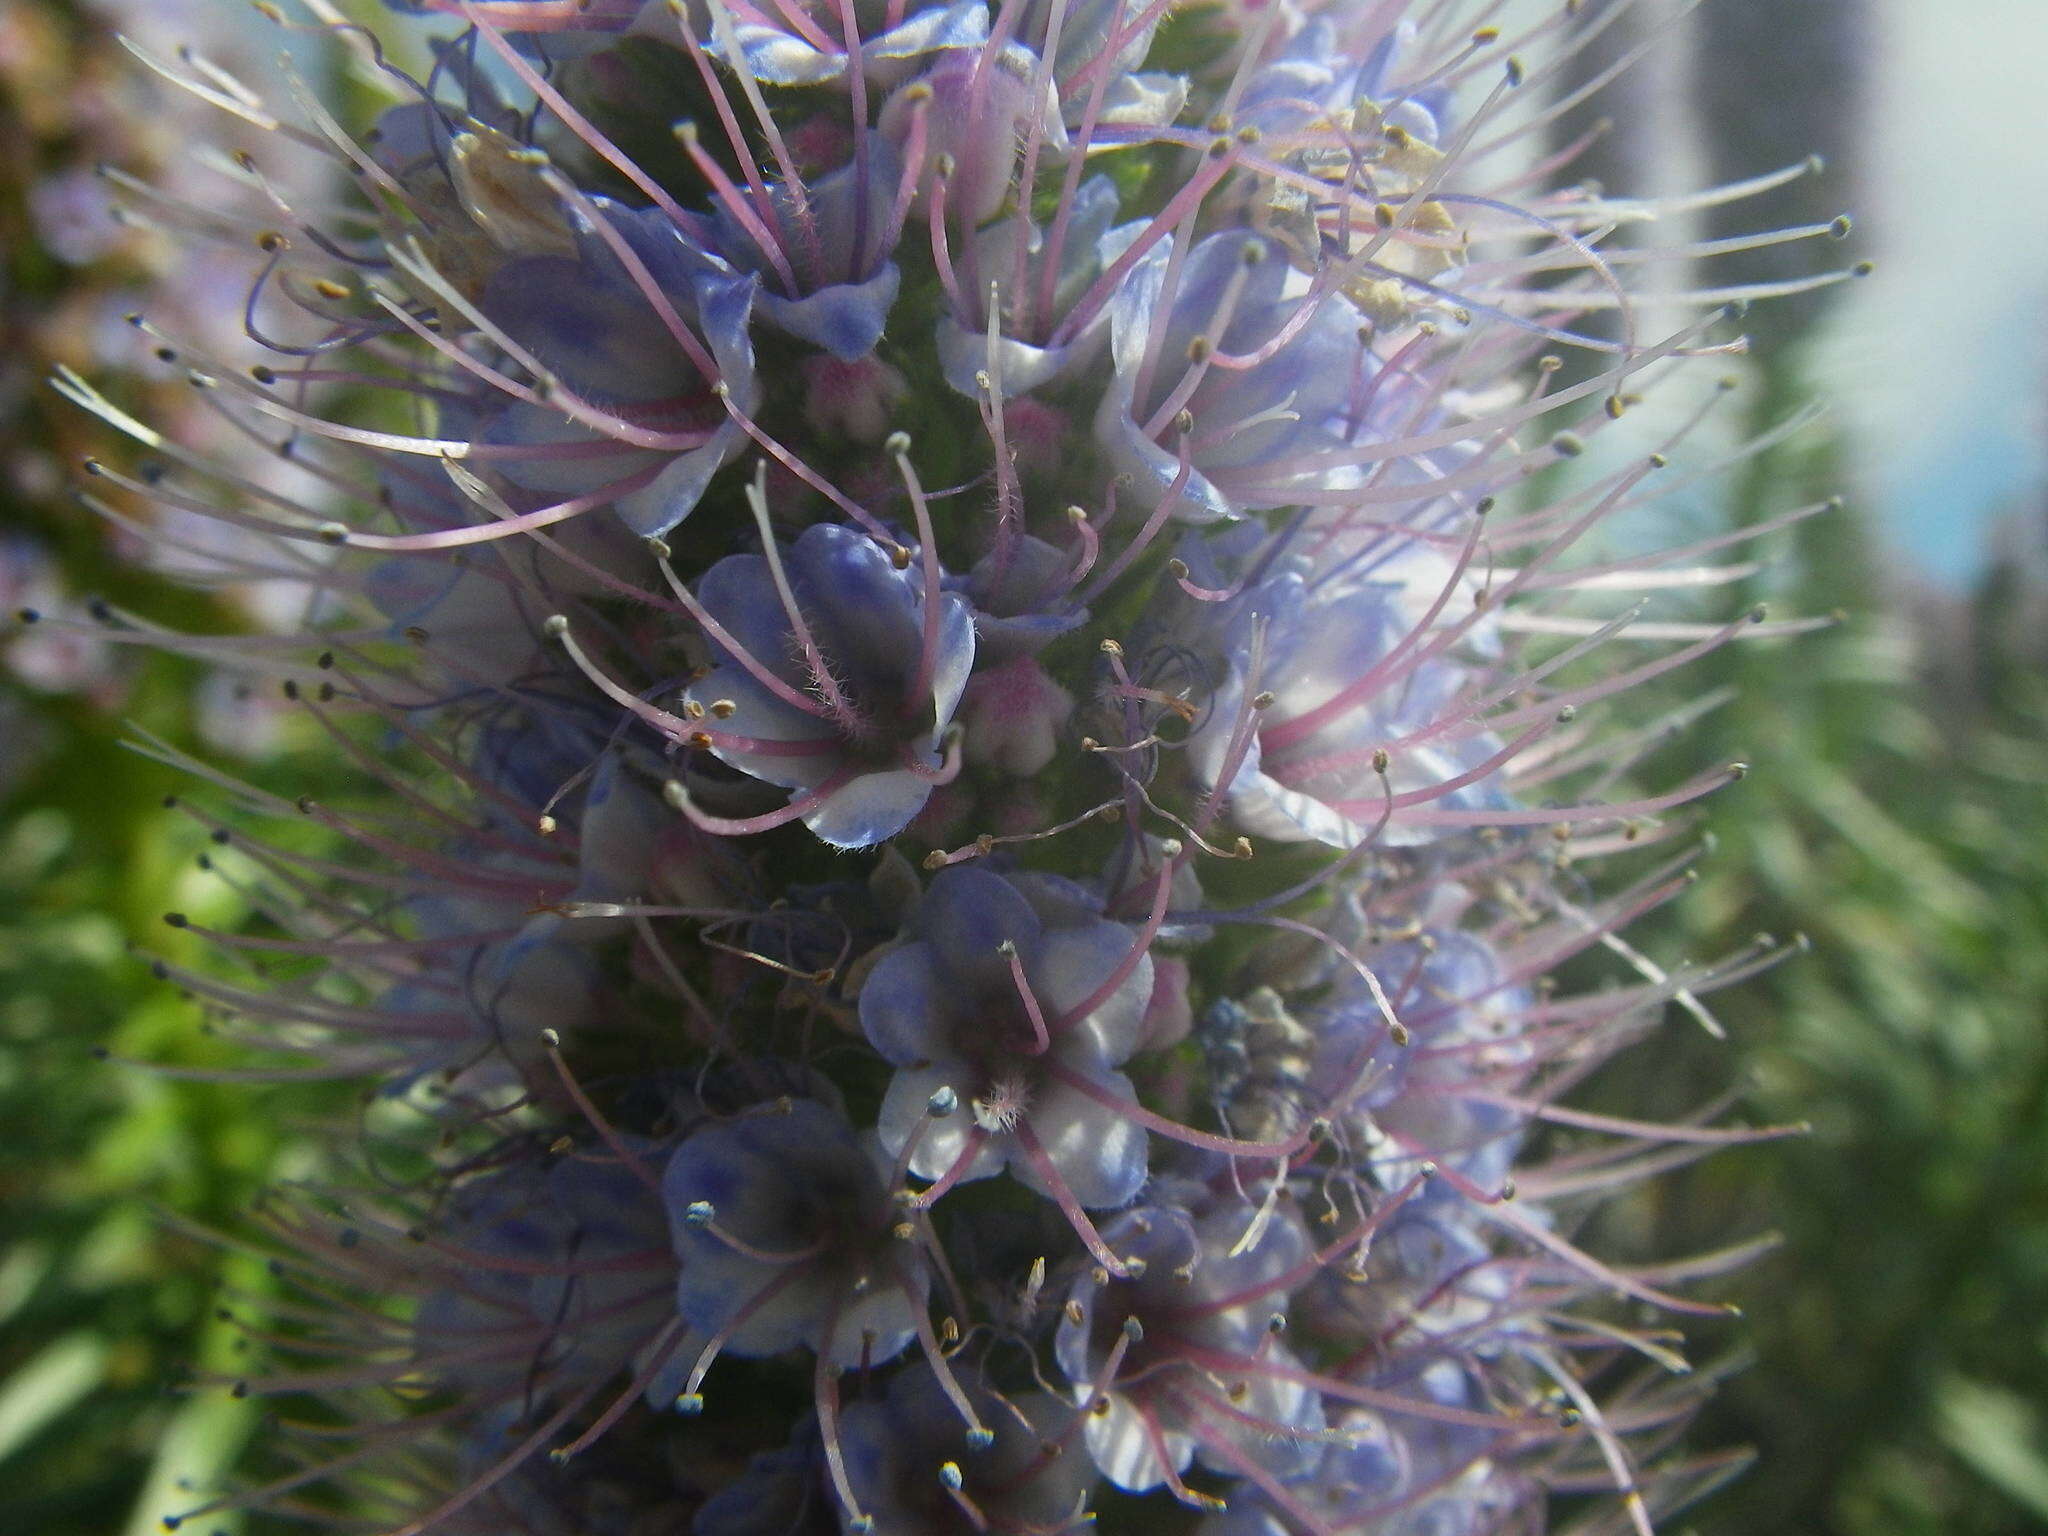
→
(543, 614, 571, 639)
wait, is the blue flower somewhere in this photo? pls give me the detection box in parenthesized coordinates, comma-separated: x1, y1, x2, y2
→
(662, 1098, 928, 1368)
(838, 1363, 1094, 1534)
(934, 176, 1136, 400)
(712, 143, 906, 359)
(681, 522, 975, 849)
(386, 0, 663, 50)
(712, 0, 990, 86)
(1191, 1411, 1402, 1536)
(1309, 929, 1533, 1192)
(1095, 232, 1379, 522)
(690, 1421, 833, 1536)
(859, 866, 1151, 1209)
(1237, 19, 1452, 148)
(1167, 530, 1511, 848)
(411, 1154, 675, 1396)
(476, 203, 759, 536)
(1055, 1196, 1325, 1493)
(958, 535, 1089, 660)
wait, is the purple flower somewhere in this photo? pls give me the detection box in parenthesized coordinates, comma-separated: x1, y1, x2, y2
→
(387, 0, 661, 38)
(82, 1, 1822, 1530)
(679, 521, 975, 849)
(881, 40, 1067, 231)
(1297, 1190, 1524, 1367)
(1192, 1412, 1402, 1536)
(1237, 19, 1451, 149)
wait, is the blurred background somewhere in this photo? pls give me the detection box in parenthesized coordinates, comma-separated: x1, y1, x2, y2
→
(1, 0, 2043, 1533)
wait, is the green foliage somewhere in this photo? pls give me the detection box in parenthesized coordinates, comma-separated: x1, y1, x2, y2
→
(1592, 361, 2048, 1536)
(0, 520, 356, 1536)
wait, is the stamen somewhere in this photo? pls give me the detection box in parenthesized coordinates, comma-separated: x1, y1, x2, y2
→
(549, 1316, 691, 1461)
(1053, 841, 1179, 1032)
(815, 1313, 873, 1531)
(888, 434, 949, 718)
(1010, 1119, 1131, 1275)
(677, 1262, 813, 1407)
(998, 941, 1052, 1056)
(663, 770, 862, 839)
(648, 538, 836, 719)
(538, 1030, 664, 1197)
(743, 470, 862, 730)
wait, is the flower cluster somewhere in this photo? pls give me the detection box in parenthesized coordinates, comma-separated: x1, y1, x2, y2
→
(64, 1, 1852, 1532)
